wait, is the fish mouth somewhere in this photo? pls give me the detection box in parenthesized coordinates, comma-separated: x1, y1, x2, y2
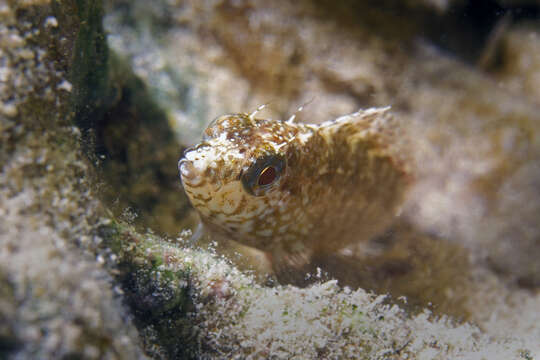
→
(178, 159, 202, 187)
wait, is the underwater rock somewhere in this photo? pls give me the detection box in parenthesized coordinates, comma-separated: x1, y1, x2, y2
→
(0, 0, 146, 358)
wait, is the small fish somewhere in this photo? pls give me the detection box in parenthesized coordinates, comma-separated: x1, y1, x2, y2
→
(179, 107, 410, 273)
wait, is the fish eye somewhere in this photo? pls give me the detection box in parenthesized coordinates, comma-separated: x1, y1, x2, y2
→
(258, 166, 277, 186)
(241, 154, 286, 196)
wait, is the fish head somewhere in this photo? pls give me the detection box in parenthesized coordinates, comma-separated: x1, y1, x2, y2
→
(179, 113, 299, 247)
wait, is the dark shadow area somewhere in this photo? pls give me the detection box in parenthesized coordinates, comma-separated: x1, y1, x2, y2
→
(87, 65, 198, 355)
(0, 273, 22, 359)
(68, 9, 198, 354)
(314, 0, 540, 65)
(73, 51, 193, 237)
(95, 59, 193, 236)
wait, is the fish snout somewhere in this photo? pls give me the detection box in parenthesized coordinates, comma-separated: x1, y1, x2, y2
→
(178, 159, 202, 187)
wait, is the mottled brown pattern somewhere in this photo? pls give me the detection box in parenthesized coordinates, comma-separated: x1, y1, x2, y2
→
(179, 107, 410, 270)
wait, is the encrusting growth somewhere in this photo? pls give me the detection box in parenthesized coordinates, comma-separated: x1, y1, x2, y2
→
(179, 107, 410, 275)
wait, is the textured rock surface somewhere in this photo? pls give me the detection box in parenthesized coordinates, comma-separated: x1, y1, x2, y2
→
(0, 1, 146, 358)
(107, 225, 539, 359)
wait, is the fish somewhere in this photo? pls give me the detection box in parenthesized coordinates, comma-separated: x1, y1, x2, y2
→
(179, 106, 410, 275)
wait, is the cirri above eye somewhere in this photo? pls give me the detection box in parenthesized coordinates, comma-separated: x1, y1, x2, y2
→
(202, 115, 229, 141)
(241, 154, 286, 196)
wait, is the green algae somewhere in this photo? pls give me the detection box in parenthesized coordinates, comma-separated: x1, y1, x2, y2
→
(96, 220, 198, 358)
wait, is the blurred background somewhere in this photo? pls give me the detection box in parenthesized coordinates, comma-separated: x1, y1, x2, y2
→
(97, 0, 540, 295)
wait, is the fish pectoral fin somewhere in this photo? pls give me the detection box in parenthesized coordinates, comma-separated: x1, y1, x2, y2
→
(190, 222, 205, 243)
(270, 248, 314, 286)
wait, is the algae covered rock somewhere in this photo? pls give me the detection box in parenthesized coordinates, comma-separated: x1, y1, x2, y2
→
(0, 0, 145, 358)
